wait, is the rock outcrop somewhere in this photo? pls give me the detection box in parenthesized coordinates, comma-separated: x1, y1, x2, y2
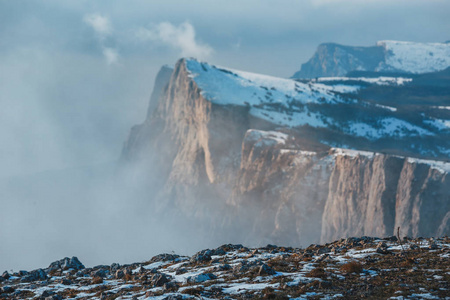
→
(121, 58, 450, 247)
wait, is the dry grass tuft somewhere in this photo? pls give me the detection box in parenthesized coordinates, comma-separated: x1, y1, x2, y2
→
(91, 276, 104, 284)
(305, 267, 327, 278)
(340, 261, 363, 274)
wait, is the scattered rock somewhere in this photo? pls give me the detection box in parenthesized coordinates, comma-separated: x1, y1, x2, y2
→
(47, 256, 84, 271)
(115, 270, 125, 279)
(1, 286, 14, 293)
(191, 249, 212, 263)
(92, 268, 109, 278)
(110, 263, 121, 272)
(1, 271, 10, 280)
(258, 264, 276, 276)
(151, 253, 180, 262)
(20, 268, 47, 282)
(187, 273, 217, 283)
(151, 273, 171, 286)
(429, 242, 438, 250)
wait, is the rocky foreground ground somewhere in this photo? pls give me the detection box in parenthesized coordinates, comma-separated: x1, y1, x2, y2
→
(1, 236, 449, 300)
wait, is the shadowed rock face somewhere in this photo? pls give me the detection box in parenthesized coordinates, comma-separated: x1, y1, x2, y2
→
(292, 43, 385, 78)
(121, 58, 450, 247)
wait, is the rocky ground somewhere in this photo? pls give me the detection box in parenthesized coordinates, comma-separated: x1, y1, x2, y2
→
(1, 236, 449, 300)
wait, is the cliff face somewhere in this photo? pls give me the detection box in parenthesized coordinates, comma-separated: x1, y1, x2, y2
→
(321, 153, 450, 242)
(121, 58, 450, 247)
(292, 43, 385, 78)
(231, 133, 450, 245)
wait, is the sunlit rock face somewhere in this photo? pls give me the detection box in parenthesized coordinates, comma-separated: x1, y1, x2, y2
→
(121, 57, 450, 247)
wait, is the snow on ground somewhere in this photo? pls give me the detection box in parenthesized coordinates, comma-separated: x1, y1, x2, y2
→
(347, 118, 433, 140)
(331, 148, 375, 158)
(424, 118, 450, 130)
(432, 106, 450, 110)
(406, 157, 450, 173)
(377, 40, 450, 74)
(186, 58, 345, 107)
(375, 103, 397, 112)
(185, 59, 439, 143)
(317, 76, 412, 86)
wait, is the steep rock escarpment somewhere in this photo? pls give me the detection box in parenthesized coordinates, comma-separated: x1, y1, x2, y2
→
(232, 134, 450, 245)
(322, 154, 450, 242)
(123, 59, 252, 217)
(122, 58, 450, 246)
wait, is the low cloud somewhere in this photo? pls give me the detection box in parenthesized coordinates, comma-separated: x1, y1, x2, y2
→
(103, 47, 119, 65)
(84, 14, 112, 38)
(137, 21, 213, 59)
(84, 14, 119, 65)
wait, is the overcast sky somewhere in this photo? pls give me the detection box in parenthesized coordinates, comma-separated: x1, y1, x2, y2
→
(1, 0, 449, 271)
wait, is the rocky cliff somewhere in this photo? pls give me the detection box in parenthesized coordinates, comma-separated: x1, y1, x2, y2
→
(292, 40, 450, 78)
(121, 58, 450, 247)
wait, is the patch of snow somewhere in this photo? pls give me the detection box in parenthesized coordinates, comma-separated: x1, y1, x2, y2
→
(377, 40, 450, 74)
(406, 157, 450, 173)
(375, 103, 397, 112)
(222, 282, 279, 294)
(347, 118, 433, 139)
(409, 293, 440, 299)
(246, 129, 288, 146)
(332, 148, 375, 158)
(317, 76, 412, 86)
(141, 261, 168, 270)
(432, 106, 450, 110)
(424, 118, 450, 130)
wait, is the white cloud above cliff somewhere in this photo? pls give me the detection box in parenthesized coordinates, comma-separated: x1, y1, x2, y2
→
(137, 21, 213, 59)
(84, 14, 112, 38)
(84, 13, 119, 65)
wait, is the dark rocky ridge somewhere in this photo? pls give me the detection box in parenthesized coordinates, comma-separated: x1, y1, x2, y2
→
(121, 58, 450, 248)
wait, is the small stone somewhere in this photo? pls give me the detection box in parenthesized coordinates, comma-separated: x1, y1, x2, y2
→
(258, 264, 276, 276)
(2, 271, 10, 279)
(110, 263, 120, 272)
(187, 273, 217, 283)
(115, 270, 124, 279)
(429, 242, 438, 250)
(191, 249, 212, 263)
(317, 247, 331, 254)
(152, 273, 170, 286)
(1, 286, 14, 293)
(376, 247, 390, 254)
(175, 268, 187, 275)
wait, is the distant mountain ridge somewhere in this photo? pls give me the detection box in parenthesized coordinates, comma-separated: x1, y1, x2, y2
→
(292, 40, 450, 78)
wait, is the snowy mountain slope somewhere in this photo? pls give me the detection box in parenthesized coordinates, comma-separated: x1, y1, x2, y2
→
(185, 58, 448, 158)
(293, 40, 450, 78)
(378, 40, 450, 74)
